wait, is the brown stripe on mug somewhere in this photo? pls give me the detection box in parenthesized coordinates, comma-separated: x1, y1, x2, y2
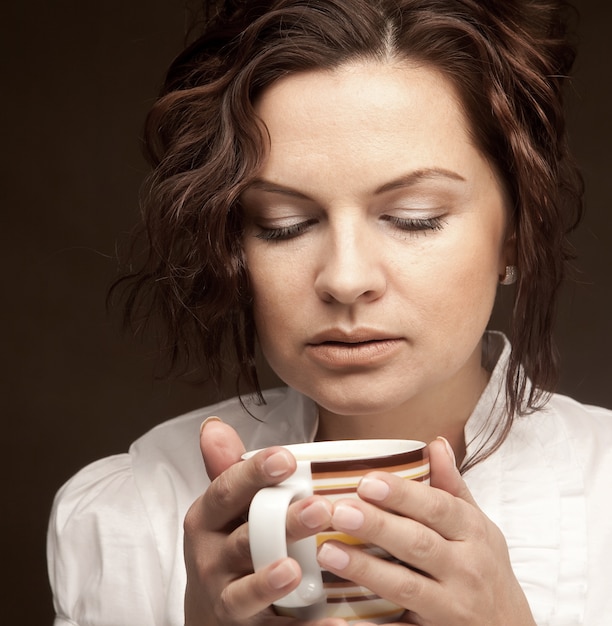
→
(313, 470, 430, 495)
(310, 448, 427, 473)
(326, 592, 381, 604)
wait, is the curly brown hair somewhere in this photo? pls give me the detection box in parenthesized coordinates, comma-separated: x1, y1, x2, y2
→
(114, 0, 583, 464)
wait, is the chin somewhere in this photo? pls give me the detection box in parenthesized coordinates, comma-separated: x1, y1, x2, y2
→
(307, 385, 408, 418)
(278, 363, 428, 416)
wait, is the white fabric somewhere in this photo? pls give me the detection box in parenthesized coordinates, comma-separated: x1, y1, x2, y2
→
(47, 333, 612, 625)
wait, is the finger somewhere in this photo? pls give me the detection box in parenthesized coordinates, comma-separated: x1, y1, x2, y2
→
(317, 540, 437, 619)
(219, 556, 350, 625)
(356, 471, 474, 540)
(328, 498, 448, 579)
(200, 418, 246, 481)
(221, 522, 253, 575)
(353, 622, 411, 626)
(200, 445, 297, 531)
(428, 436, 478, 507)
(219, 557, 302, 620)
(354, 622, 416, 626)
(286, 496, 334, 541)
(355, 621, 418, 625)
(213, 494, 332, 568)
(221, 510, 335, 575)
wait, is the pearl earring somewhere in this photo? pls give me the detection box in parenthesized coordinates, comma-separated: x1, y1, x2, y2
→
(500, 265, 518, 285)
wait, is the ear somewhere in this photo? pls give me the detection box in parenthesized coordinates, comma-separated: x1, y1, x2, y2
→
(498, 229, 517, 280)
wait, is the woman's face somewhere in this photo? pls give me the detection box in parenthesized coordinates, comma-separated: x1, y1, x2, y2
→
(241, 60, 511, 423)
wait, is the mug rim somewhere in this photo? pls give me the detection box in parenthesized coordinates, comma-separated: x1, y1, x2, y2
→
(242, 439, 427, 469)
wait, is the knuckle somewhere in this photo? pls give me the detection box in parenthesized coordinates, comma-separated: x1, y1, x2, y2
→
(391, 569, 424, 606)
(183, 498, 203, 538)
(209, 471, 235, 509)
(425, 488, 450, 526)
(368, 507, 387, 537)
(345, 548, 371, 581)
(408, 524, 436, 562)
(488, 519, 508, 547)
(446, 599, 472, 626)
(290, 496, 332, 538)
(465, 506, 494, 544)
(218, 585, 243, 621)
(231, 525, 253, 563)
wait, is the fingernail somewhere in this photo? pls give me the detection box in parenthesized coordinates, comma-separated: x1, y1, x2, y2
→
(263, 450, 293, 477)
(318, 542, 350, 571)
(200, 416, 221, 435)
(268, 559, 300, 590)
(357, 477, 390, 501)
(332, 504, 364, 531)
(437, 436, 457, 468)
(300, 500, 331, 529)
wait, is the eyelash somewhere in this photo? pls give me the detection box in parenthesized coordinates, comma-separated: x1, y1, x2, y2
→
(255, 219, 317, 241)
(254, 215, 445, 241)
(381, 215, 445, 233)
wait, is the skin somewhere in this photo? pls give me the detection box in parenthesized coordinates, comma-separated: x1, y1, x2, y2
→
(183, 60, 534, 625)
(240, 60, 513, 460)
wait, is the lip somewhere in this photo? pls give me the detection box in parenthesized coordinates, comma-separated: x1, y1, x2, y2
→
(306, 328, 404, 369)
(308, 328, 401, 345)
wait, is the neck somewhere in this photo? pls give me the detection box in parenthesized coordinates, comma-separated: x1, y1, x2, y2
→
(315, 359, 489, 467)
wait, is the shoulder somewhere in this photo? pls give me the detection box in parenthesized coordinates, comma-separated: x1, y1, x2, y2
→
(502, 391, 612, 484)
(50, 386, 316, 529)
(536, 392, 612, 465)
(535, 393, 612, 512)
(48, 385, 318, 547)
(543, 391, 612, 430)
(49, 453, 144, 539)
(467, 393, 612, 623)
(47, 453, 168, 623)
(466, 388, 612, 523)
(520, 394, 612, 621)
(47, 386, 316, 623)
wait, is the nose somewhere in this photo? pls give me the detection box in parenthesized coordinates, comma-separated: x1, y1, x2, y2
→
(313, 223, 386, 305)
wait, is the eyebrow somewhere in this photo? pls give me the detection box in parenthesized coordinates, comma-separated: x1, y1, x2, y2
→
(246, 167, 466, 199)
(374, 167, 466, 194)
(246, 180, 311, 200)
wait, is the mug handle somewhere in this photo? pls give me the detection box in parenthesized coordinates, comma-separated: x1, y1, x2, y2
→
(248, 462, 325, 608)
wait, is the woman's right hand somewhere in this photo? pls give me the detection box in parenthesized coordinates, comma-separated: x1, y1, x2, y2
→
(183, 418, 341, 626)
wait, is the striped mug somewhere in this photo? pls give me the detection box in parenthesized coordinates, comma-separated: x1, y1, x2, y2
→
(245, 439, 429, 624)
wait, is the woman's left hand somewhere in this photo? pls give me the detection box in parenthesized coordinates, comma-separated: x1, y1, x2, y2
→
(317, 438, 536, 626)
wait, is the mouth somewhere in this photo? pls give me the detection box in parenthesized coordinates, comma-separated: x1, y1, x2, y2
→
(313, 338, 390, 349)
(306, 330, 404, 368)
(308, 328, 400, 346)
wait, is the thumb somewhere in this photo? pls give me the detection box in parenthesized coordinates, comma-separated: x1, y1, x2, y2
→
(199, 417, 246, 481)
(428, 436, 478, 508)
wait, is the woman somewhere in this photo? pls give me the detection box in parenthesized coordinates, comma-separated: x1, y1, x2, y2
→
(48, 1, 612, 625)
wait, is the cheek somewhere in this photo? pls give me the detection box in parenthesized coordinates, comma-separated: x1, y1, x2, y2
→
(247, 261, 308, 384)
(396, 227, 502, 323)
(247, 253, 302, 334)
(446, 243, 503, 328)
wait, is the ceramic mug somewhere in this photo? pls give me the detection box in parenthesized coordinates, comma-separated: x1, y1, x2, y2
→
(245, 439, 429, 624)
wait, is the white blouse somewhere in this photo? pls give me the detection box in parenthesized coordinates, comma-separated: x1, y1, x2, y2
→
(47, 333, 612, 625)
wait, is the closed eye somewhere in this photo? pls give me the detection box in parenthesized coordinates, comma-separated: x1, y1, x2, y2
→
(382, 215, 445, 233)
(255, 219, 318, 241)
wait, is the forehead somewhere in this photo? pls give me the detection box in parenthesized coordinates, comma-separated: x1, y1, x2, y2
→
(252, 60, 493, 196)
(255, 58, 469, 131)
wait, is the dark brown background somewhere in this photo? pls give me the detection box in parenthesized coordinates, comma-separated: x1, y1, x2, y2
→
(3, 0, 611, 623)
